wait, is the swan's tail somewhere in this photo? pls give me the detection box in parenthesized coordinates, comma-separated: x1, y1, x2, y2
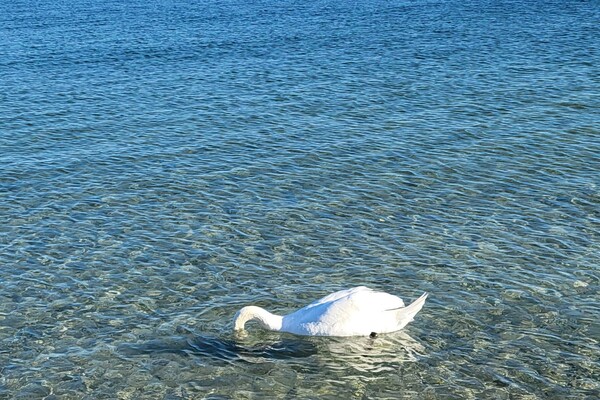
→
(391, 292, 428, 331)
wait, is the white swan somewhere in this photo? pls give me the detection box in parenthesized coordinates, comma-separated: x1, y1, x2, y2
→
(233, 286, 428, 337)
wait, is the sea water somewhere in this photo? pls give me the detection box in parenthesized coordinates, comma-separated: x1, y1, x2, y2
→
(0, 0, 598, 398)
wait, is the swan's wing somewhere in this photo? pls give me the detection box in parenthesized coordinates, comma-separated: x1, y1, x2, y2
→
(303, 287, 405, 312)
(283, 287, 376, 334)
(302, 286, 374, 310)
(350, 289, 406, 310)
(315, 289, 412, 335)
(282, 287, 415, 336)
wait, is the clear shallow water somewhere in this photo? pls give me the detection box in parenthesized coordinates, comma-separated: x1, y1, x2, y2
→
(1, 0, 599, 398)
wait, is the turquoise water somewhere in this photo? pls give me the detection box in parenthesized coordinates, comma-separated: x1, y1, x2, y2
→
(1, 0, 599, 398)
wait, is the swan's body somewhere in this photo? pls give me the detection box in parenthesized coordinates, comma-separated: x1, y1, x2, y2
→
(233, 286, 428, 337)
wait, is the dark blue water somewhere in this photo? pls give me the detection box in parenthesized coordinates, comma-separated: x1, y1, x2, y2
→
(1, 0, 599, 398)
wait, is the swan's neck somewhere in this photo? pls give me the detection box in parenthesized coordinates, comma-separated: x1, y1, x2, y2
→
(234, 306, 283, 332)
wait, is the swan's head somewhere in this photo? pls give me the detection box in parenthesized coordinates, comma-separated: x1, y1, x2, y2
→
(233, 306, 256, 331)
(233, 306, 283, 332)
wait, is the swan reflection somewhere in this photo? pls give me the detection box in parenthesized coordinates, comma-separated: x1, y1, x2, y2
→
(315, 330, 426, 373)
(117, 330, 425, 373)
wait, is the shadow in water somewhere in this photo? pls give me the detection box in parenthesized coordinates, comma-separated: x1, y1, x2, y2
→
(117, 333, 318, 365)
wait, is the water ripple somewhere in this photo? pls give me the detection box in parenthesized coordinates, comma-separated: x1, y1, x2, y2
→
(1, 0, 599, 398)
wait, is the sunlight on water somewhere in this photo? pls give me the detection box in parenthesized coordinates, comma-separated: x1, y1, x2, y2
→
(0, 0, 599, 398)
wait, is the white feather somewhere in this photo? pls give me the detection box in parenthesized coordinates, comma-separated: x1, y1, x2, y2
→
(233, 286, 428, 337)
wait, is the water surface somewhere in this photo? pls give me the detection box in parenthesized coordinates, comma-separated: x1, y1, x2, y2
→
(1, 0, 599, 398)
